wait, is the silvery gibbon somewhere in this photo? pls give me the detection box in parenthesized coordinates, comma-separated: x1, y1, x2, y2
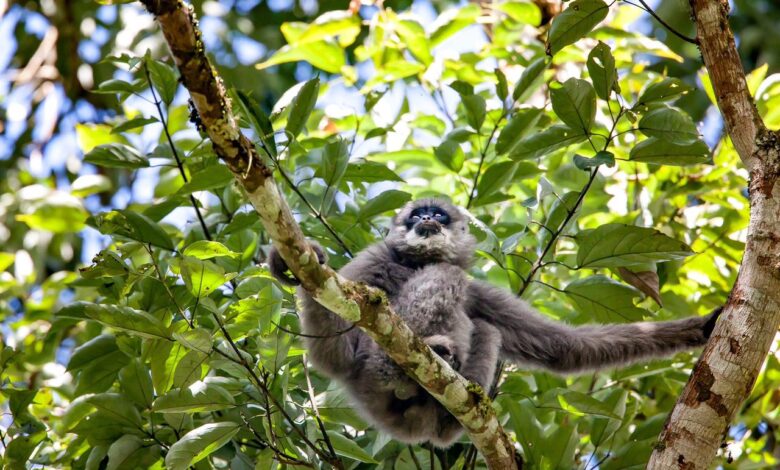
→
(268, 198, 719, 447)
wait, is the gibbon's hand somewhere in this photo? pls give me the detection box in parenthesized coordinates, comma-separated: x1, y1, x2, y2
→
(702, 306, 723, 339)
(267, 242, 327, 286)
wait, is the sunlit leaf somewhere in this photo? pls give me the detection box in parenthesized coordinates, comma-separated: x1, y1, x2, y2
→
(638, 105, 700, 145)
(550, 78, 597, 132)
(577, 224, 693, 268)
(547, 0, 609, 54)
(164, 422, 240, 470)
(629, 137, 710, 165)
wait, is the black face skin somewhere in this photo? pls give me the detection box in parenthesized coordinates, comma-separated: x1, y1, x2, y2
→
(405, 206, 451, 237)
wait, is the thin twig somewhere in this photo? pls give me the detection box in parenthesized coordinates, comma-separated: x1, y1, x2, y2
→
(143, 64, 212, 241)
(303, 355, 342, 468)
(624, 0, 698, 45)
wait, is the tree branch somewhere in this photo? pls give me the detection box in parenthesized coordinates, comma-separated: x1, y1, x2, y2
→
(139, 1, 517, 467)
(648, 1, 780, 468)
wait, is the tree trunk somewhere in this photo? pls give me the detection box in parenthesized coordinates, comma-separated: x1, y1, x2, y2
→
(647, 1, 780, 468)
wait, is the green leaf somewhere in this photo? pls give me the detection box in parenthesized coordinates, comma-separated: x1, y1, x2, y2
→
(146, 57, 178, 105)
(396, 19, 432, 65)
(496, 108, 543, 155)
(476, 162, 517, 200)
(590, 388, 628, 446)
(343, 162, 404, 183)
(164, 422, 240, 470)
(84, 144, 149, 169)
(462, 94, 487, 130)
(328, 432, 379, 463)
(512, 57, 548, 102)
(258, 41, 346, 73)
(638, 105, 700, 145)
(573, 150, 614, 169)
(587, 41, 619, 100)
(636, 78, 693, 107)
(495, 68, 509, 102)
(106, 435, 160, 470)
(547, 0, 609, 55)
(119, 359, 154, 409)
(434, 139, 466, 172)
(172, 256, 234, 298)
(549, 389, 621, 418)
(318, 138, 350, 187)
(497, 1, 542, 26)
(286, 78, 320, 138)
(71, 174, 113, 197)
(177, 165, 234, 195)
(94, 78, 145, 95)
(629, 137, 710, 165)
(90, 210, 174, 250)
(508, 125, 586, 160)
(68, 334, 119, 371)
(358, 190, 413, 220)
(111, 117, 158, 134)
(550, 78, 597, 132)
(84, 393, 144, 429)
(153, 381, 235, 413)
(563, 275, 648, 322)
(577, 223, 693, 268)
(58, 302, 172, 340)
(183, 241, 238, 260)
(430, 4, 481, 46)
(16, 196, 88, 233)
(235, 90, 277, 157)
(449, 80, 474, 96)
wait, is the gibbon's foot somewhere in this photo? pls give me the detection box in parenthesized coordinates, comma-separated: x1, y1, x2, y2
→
(267, 243, 327, 286)
(702, 306, 723, 339)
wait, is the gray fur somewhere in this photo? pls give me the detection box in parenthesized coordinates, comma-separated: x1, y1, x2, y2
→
(268, 198, 718, 447)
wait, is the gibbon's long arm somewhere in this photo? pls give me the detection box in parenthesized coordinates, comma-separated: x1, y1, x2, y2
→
(466, 280, 720, 374)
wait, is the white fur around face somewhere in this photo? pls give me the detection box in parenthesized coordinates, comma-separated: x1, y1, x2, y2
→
(404, 228, 456, 254)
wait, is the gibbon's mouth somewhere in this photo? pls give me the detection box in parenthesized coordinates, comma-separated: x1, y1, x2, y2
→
(414, 221, 442, 238)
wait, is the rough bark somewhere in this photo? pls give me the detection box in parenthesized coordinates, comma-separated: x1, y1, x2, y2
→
(139, 1, 517, 468)
(647, 1, 780, 468)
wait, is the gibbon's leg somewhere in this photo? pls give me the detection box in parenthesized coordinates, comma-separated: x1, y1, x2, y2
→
(427, 319, 502, 447)
(456, 319, 501, 388)
(466, 280, 721, 374)
(267, 244, 359, 379)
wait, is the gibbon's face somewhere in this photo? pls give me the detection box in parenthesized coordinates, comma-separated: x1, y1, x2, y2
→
(387, 198, 475, 268)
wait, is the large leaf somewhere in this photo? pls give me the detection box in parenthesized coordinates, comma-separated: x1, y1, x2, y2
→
(512, 57, 548, 102)
(496, 108, 543, 155)
(476, 162, 518, 200)
(547, 0, 609, 54)
(286, 78, 320, 138)
(153, 381, 235, 413)
(629, 137, 710, 166)
(563, 275, 648, 322)
(462, 94, 487, 130)
(637, 105, 700, 145)
(164, 422, 240, 470)
(328, 432, 379, 463)
(58, 302, 172, 340)
(636, 77, 693, 107)
(84, 144, 148, 169)
(587, 41, 619, 100)
(358, 190, 412, 220)
(90, 210, 174, 250)
(172, 256, 235, 298)
(577, 223, 693, 268)
(550, 78, 597, 132)
(343, 162, 404, 183)
(508, 125, 587, 160)
(257, 41, 345, 73)
(146, 56, 178, 105)
(434, 139, 466, 172)
(17, 196, 88, 233)
(177, 165, 234, 195)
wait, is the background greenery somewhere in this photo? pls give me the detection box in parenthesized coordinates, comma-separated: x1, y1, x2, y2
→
(2, 0, 780, 468)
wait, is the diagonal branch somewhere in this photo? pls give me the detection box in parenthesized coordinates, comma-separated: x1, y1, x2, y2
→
(139, 0, 517, 468)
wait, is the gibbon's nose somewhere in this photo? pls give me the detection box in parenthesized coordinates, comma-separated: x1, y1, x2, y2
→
(415, 220, 441, 237)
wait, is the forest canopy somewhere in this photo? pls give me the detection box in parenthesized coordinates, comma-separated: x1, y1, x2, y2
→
(1, 0, 780, 468)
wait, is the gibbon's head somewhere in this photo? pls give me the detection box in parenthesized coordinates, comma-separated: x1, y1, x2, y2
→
(386, 198, 475, 268)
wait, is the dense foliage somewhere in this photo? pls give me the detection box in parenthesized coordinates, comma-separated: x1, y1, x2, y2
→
(2, 0, 780, 468)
